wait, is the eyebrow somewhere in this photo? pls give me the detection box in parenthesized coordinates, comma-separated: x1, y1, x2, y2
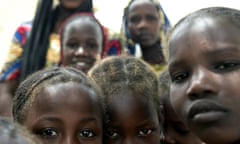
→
(205, 47, 240, 56)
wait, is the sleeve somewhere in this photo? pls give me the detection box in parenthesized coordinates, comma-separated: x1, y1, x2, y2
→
(0, 21, 32, 81)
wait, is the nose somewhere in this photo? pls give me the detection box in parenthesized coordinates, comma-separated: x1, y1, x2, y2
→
(63, 134, 78, 144)
(187, 67, 218, 100)
(122, 138, 136, 144)
(74, 46, 86, 56)
(137, 19, 148, 29)
(164, 135, 177, 144)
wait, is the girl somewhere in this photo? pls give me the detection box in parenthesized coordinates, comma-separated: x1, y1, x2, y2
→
(89, 56, 163, 144)
(13, 67, 104, 144)
(60, 13, 108, 73)
(168, 7, 240, 144)
(122, 0, 171, 71)
(0, 0, 93, 118)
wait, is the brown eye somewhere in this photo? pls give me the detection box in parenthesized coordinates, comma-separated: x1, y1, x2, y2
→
(37, 128, 58, 138)
(138, 128, 153, 136)
(79, 129, 96, 138)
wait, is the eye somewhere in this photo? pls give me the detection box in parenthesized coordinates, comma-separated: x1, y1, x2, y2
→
(146, 15, 158, 22)
(105, 130, 119, 139)
(36, 128, 58, 138)
(79, 129, 96, 138)
(171, 72, 188, 83)
(138, 128, 153, 137)
(67, 42, 79, 49)
(86, 42, 98, 49)
(130, 16, 140, 24)
(214, 61, 239, 72)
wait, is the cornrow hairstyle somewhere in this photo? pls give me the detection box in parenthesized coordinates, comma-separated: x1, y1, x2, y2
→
(13, 66, 104, 124)
(88, 55, 161, 123)
(122, 0, 171, 56)
(20, 0, 93, 81)
(0, 117, 40, 144)
(59, 12, 109, 63)
(168, 6, 240, 58)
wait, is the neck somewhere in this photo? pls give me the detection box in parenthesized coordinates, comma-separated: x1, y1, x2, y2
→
(140, 42, 166, 65)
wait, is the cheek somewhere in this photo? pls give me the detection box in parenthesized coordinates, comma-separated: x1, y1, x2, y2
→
(170, 85, 186, 116)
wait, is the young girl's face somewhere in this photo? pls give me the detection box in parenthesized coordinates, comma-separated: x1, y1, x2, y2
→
(127, 0, 160, 47)
(23, 82, 103, 144)
(105, 90, 161, 144)
(62, 18, 102, 73)
(168, 16, 240, 143)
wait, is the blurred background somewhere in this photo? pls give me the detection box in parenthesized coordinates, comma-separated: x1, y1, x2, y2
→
(1, 0, 240, 70)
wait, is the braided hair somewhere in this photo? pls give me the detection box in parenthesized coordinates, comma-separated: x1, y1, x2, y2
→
(20, 0, 93, 81)
(88, 56, 161, 123)
(13, 66, 104, 124)
(0, 117, 40, 144)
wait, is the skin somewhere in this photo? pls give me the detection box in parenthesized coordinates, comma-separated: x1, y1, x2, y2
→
(60, 0, 87, 9)
(127, 0, 161, 47)
(105, 90, 161, 144)
(23, 82, 103, 144)
(62, 17, 102, 73)
(168, 16, 240, 144)
(163, 97, 204, 144)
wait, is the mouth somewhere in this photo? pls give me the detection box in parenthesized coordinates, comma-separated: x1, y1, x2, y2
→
(71, 59, 95, 72)
(188, 101, 228, 123)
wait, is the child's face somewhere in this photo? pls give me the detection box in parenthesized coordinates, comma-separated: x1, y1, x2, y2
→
(23, 82, 103, 144)
(127, 0, 160, 47)
(163, 98, 203, 144)
(168, 16, 240, 143)
(62, 18, 102, 73)
(105, 90, 161, 144)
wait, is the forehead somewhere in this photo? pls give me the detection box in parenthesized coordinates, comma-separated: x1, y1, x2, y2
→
(169, 16, 240, 60)
(128, 0, 157, 14)
(64, 17, 102, 37)
(32, 82, 100, 114)
(109, 90, 157, 118)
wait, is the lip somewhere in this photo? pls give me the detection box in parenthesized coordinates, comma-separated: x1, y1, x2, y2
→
(138, 33, 152, 40)
(188, 100, 228, 123)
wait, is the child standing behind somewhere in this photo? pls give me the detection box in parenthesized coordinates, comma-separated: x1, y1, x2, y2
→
(13, 67, 104, 144)
(60, 13, 108, 74)
(89, 56, 163, 144)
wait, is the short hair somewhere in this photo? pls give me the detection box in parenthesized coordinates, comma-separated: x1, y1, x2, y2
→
(13, 66, 104, 124)
(89, 56, 161, 122)
(0, 117, 39, 144)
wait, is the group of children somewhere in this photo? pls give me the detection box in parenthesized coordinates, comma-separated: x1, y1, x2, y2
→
(1, 0, 240, 144)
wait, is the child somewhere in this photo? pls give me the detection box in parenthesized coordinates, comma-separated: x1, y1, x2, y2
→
(13, 67, 104, 144)
(122, 0, 171, 71)
(60, 13, 108, 74)
(159, 70, 204, 144)
(168, 7, 240, 144)
(89, 56, 163, 144)
(0, 117, 40, 144)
